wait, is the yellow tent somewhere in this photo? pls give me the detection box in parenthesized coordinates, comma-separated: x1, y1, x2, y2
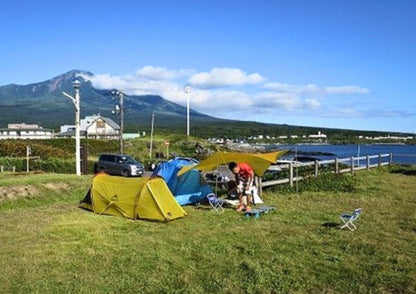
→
(178, 150, 287, 176)
(80, 173, 187, 222)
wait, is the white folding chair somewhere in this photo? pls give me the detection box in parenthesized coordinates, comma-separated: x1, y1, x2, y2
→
(206, 193, 224, 212)
(340, 208, 362, 231)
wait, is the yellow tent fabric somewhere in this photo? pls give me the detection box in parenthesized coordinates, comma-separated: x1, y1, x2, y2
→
(178, 150, 287, 176)
(86, 174, 187, 222)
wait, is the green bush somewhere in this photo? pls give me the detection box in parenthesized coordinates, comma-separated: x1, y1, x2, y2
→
(0, 140, 71, 159)
(301, 172, 356, 192)
(0, 139, 120, 159)
(0, 157, 96, 174)
(0, 157, 25, 171)
(271, 172, 356, 194)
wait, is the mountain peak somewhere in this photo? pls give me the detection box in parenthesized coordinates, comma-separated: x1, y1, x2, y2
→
(46, 70, 93, 93)
(51, 69, 93, 83)
(0, 69, 217, 128)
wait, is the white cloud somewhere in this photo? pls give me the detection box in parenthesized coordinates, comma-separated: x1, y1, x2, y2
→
(254, 92, 301, 109)
(134, 66, 193, 80)
(81, 73, 126, 90)
(188, 67, 265, 89)
(79, 65, 379, 120)
(263, 82, 322, 95)
(197, 90, 252, 109)
(81, 71, 180, 97)
(304, 98, 321, 109)
(263, 82, 368, 96)
(324, 86, 369, 95)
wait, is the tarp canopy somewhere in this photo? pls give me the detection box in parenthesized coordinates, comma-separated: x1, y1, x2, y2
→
(152, 157, 213, 205)
(178, 150, 288, 176)
(80, 173, 186, 222)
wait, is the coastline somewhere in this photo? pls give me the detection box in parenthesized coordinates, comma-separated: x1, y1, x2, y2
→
(225, 142, 416, 164)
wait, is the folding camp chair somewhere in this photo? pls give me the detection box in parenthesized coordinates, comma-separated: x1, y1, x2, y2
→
(206, 193, 224, 212)
(340, 208, 362, 231)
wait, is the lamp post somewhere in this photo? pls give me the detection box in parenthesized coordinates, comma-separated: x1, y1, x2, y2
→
(111, 90, 125, 154)
(149, 112, 154, 159)
(184, 86, 191, 136)
(63, 79, 81, 176)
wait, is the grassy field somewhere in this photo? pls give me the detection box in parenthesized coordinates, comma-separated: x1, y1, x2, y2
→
(0, 167, 415, 293)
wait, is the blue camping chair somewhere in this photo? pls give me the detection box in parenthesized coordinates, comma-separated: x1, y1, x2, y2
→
(206, 193, 224, 212)
(340, 208, 362, 231)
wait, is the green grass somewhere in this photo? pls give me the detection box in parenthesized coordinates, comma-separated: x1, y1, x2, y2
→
(0, 167, 415, 293)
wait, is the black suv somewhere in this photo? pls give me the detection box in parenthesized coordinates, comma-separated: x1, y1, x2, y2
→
(94, 154, 144, 177)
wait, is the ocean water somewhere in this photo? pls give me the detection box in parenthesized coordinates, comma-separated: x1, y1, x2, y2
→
(266, 144, 416, 164)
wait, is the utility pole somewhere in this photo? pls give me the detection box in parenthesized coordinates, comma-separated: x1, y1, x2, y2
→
(26, 145, 31, 173)
(111, 90, 125, 154)
(63, 79, 81, 176)
(119, 91, 124, 154)
(149, 112, 155, 159)
(184, 86, 191, 136)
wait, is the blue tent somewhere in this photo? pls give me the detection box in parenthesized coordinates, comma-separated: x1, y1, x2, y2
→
(152, 158, 214, 205)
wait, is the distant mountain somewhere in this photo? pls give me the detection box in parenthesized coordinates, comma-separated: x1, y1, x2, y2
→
(0, 70, 222, 130)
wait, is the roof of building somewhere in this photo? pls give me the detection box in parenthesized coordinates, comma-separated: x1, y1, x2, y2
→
(81, 114, 120, 131)
(0, 128, 54, 132)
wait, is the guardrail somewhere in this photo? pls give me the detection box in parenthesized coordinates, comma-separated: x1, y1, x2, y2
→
(261, 153, 392, 188)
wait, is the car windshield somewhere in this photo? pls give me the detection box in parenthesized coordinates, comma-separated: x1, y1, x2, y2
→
(121, 156, 137, 164)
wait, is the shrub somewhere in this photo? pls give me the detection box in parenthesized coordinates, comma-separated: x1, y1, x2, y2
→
(0, 157, 96, 174)
(0, 157, 25, 171)
(271, 172, 356, 194)
(301, 172, 356, 192)
(0, 139, 120, 159)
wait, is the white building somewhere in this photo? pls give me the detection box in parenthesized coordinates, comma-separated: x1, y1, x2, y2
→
(57, 114, 120, 139)
(0, 123, 53, 139)
(308, 131, 327, 139)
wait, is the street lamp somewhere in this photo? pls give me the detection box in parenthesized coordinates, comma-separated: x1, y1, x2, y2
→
(62, 79, 81, 176)
(184, 86, 191, 136)
(111, 89, 125, 154)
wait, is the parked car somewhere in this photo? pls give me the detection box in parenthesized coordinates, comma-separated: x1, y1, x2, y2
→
(94, 154, 144, 177)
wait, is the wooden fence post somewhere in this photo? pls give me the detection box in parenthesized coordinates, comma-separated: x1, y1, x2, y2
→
(389, 153, 393, 165)
(350, 157, 354, 173)
(255, 176, 263, 198)
(378, 154, 382, 167)
(289, 162, 294, 187)
(366, 155, 370, 170)
(26, 145, 30, 173)
(335, 158, 339, 174)
(314, 160, 319, 178)
(259, 177, 263, 197)
(12, 166, 16, 173)
(0, 166, 3, 173)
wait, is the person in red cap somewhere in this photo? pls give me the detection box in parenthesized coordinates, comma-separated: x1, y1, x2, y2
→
(228, 161, 254, 212)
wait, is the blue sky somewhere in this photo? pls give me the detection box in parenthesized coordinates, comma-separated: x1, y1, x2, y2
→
(1, 0, 415, 133)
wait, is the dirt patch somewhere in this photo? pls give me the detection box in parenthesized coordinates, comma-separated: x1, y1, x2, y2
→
(43, 183, 70, 191)
(0, 183, 71, 202)
(0, 185, 39, 201)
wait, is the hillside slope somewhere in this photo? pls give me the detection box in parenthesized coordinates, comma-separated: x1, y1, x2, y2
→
(0, 70, 222, 128)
